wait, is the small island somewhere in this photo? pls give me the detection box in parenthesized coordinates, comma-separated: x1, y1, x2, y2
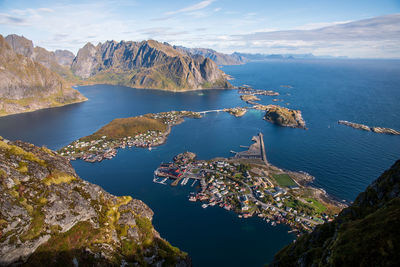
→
(223, 107, 248, 117)
(238, 86, 279, 96)
(153, 133, 346, 235)
(240, 94, 261, 104)
(58, 111, 202, 162)
(338, 120, 400, 135)
(254, 104, 306, 129)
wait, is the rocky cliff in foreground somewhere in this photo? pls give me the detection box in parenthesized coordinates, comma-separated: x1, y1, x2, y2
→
(0, 35, 86, 117)
(0, 137, 190, 266)
(71, 40, 232, 91)
(269, 160, 400, 267)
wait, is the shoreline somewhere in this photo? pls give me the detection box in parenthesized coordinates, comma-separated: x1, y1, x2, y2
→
(58, 111, 201, 162)
(153, 135, 348, 235)
(0, 97, 88, 118)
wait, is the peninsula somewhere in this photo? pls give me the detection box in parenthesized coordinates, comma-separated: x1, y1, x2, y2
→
(338, 120, 400, 135)
(59, 111, 202, 162)
(153, 133, 346, 234)
(0, 137, 190, 266)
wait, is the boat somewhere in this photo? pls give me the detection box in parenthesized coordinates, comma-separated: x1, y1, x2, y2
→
(201, 204, 208, 209)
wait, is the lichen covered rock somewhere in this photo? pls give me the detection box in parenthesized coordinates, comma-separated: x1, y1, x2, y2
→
(0, 137, 190, 266)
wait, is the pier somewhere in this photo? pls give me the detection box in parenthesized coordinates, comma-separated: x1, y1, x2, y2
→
(259, 132, 268, 164)
(232, 132, 268, 166)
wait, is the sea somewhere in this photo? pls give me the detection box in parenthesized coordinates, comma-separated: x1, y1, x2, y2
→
(0, 59, 399, 266)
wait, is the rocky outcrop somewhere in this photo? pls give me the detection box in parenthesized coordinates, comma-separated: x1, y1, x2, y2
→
(0, 137, 190, 266)
(269, 160, 400, 267)
(4, 34, 34, 59)
(254, 104, 306, 129)
(0, 34, 86, 117)
(174, 46, 244, 65)
(371, 127, 400, 135)
(71, 40, 232, 91)
(338, 120, 400, 135)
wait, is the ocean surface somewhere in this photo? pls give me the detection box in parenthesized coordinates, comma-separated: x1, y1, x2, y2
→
(1, 59, 399, 266)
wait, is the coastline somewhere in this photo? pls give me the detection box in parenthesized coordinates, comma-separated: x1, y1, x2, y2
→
(0, 96, 88, 118)
(153, 135, 348, 235)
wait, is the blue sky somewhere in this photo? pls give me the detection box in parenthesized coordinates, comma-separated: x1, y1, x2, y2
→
(0, 0, 399, 57)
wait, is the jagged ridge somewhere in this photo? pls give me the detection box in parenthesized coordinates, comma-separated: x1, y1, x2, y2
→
(71, 40, 232, 91)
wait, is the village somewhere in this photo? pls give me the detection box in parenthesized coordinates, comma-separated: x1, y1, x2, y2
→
(58, 110, 202, 162)
(153, 134, 346, 235)
(238, 85, 280, 96)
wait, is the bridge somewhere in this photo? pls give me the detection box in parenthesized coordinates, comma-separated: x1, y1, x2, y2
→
(197, 109, 224, 115)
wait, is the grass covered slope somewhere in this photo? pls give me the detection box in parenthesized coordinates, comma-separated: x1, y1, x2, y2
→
(0, 35, 86, 117)
(82, 116, 168, 141)
(0, 137, 190, 266)
(269, 160, 400, 267)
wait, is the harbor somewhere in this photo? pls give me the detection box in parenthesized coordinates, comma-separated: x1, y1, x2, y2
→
(153, 133, 347, 235)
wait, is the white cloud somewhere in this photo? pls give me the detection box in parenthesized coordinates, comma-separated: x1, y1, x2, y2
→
(165, 0, 215, 16)
(293, 20, 353, 30)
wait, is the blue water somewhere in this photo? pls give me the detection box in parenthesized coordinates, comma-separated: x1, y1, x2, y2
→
(0, 59, 399, 266)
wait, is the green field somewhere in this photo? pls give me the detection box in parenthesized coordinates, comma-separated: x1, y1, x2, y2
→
(305, 198, 327, 213)
(272, 173, 297, 187)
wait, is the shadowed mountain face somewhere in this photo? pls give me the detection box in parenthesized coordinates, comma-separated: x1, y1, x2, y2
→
(174, 46, 245, 65)
(71, 40, 232, 91)
(0, 35, 86, 117)
(0, 138, 190, 266)
(269, 160, 400, 267)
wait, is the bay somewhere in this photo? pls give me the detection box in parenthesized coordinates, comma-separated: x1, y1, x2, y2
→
(1, 59, 399, 266)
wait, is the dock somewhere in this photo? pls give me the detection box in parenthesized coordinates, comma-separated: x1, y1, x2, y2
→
(232, 132, 268, 165)
(171, 176, 183, 186)
(181, 177, 189, 186)
(153, 176, 168, 185)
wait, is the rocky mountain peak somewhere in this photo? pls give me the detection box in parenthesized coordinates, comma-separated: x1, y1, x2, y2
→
(70, 39, 232, 91)
(5, 34, 34, 58)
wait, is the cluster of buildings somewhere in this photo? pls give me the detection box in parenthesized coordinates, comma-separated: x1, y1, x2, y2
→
(150, 110, 202, 125)
(59, 129, 167, 162)
(155, 153, 335, 234)
(238, 85, 279, 96)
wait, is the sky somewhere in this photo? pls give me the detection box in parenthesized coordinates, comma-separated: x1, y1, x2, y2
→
(0, 0, 399, 58)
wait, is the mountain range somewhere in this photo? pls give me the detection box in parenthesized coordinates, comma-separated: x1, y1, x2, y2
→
(71, 40, 232, 91)
(0, 35, 86, 117)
